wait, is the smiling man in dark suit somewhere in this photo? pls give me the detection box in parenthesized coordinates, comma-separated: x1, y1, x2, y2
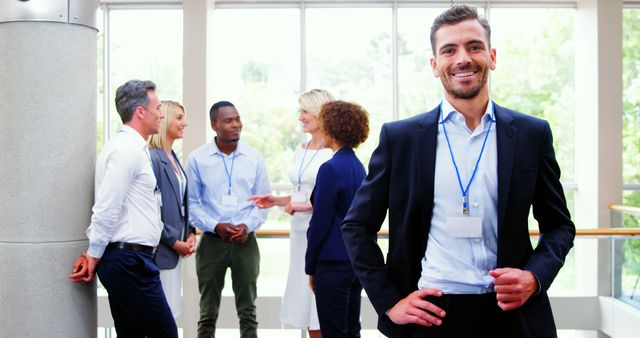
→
(342, 5, 575, 338)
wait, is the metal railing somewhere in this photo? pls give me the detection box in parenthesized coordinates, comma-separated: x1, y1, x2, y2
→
(610, 204, 640, 308)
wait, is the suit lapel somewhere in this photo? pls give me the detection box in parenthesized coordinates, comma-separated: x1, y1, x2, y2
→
(495, 103, 517, 246)
(176, 153, 188, 216)
(415, 108, 440, 236)
(160, 150, 182, 207)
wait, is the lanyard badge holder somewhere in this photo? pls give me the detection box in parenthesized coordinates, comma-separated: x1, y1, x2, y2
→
(220, 151, 239, 206)
(441, 104, 493, 238)
(291, 142, 324, 204)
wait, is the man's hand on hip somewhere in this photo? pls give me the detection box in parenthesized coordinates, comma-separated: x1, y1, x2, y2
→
(387, 288, 446, 327)
(490, 267, 539, 311)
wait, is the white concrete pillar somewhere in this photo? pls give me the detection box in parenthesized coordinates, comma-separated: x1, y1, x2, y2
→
(182, 1, 215, 337)
(0, 1, 99, 337)
(182, 0, 215, 160)
(575, 1, 623, 336)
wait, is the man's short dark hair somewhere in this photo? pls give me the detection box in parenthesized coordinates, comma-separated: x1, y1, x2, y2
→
(210, 101, 235, 123)
(430, 5, 491, 55)
(114, 80, 156, 123)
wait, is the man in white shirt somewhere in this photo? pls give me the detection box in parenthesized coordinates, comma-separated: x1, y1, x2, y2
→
(70, 80, 177, 337)
(187, 101, 270, 338)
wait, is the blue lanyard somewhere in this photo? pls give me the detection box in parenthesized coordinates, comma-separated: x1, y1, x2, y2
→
(440, 103, 494, 215)
(297, 142, 324, 191)
(218, 151, 237, 195)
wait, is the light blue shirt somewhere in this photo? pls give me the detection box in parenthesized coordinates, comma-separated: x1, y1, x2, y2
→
(417, 99, 498, 294)
(186, 139, 271, 233)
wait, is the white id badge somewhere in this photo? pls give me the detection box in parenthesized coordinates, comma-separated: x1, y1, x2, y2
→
(291, 191, 307, 203)
(155, 190, 163, 207)
(445, 215, 483, 238)
(221, 194, 238, 206)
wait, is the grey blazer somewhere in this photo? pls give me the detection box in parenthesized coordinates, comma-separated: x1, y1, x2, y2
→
(149, 148, 194, 269)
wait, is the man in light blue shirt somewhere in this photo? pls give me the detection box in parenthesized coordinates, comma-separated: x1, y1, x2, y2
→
(186, 101, 270, 338)
(417, 98, 499, 295)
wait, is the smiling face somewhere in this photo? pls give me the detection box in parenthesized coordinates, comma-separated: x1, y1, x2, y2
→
(141, 90, 163, 135)
(212, 105, 242, 142)
(167, 106, 187, 140)
(430, 19, 496, 101)
(298, 108, 320, 134)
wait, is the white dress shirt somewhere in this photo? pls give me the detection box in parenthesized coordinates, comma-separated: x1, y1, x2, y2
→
(417, 99, 498, 294)
(186, 139, 271, 234)
(86, 125, 163, 258)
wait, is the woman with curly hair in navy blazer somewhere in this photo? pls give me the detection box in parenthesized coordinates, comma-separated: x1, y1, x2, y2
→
(305, 100, 369, 338)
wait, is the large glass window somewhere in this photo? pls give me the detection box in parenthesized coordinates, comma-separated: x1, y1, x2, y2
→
(623, 8, 640, 206)
(101, 8, 183, 153)
(208, 8, 300, 184)
(490, 8, 576, 185)
(306, 8, 392, 164)
(619, 8, 640, 308)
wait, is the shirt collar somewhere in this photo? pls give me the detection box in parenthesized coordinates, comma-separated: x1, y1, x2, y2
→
(209, 137, 245, 157)
(439, 98, 495, 124)
(120, 125, 148, 149)
(335, 147, 355, 155)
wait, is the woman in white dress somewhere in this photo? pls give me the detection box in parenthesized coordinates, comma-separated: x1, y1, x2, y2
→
(250, 89, 334, 338)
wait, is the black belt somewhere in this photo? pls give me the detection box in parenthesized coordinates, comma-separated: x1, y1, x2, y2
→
(107, 242, 157, 254)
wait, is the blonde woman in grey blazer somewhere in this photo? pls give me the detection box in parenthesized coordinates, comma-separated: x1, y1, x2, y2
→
(149, 100, 196, 319)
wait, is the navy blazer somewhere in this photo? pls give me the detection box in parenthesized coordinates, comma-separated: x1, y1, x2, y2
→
(150, 148, 195, 270)
(342, 103, 575, 338)
(305, 148, 366, 275)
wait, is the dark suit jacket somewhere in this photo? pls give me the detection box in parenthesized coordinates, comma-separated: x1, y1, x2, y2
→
(150, 148, 194, 270)
(305, 148, 366, 275)
(342, 103, 575, 338)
